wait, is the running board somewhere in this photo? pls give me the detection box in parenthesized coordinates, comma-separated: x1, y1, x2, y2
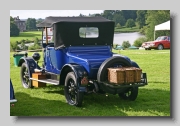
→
(30, 78, 59, 85)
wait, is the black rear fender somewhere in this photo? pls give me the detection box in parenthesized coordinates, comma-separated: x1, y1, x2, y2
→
(59, 63, 87, 92)
(131, 61, 140, 68)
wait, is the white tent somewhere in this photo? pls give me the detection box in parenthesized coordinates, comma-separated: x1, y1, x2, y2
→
(154, 20, 170, 40)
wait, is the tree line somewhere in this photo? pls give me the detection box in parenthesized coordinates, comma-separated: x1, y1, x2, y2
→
(10, 10, 170, 42)
(90, 10, 170, 41)
(10, 17, 43, 36)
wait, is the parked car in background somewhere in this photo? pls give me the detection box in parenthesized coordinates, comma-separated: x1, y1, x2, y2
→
(10, 79, 17, 104)
(141, 36, 170, 50)
(128, 45, 139, 50)
(115, 45, 124, 50)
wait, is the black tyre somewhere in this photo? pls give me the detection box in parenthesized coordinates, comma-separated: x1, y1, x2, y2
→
(118, 62, 140, 101)
(20, 63, 33, 88)
(64, 72, 84, 107)
(157, 44, 163, 50)
(118, 87, 138, 101)
(97, 56, 132, 83)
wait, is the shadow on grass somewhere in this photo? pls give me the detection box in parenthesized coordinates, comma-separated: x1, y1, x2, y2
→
(44, 86, 64, 95)
(11, 86, 170, 117)
(11, 91, 128, 117)
(10, 92, 68, 116)
(42, 85, 170, 116)
(83, 88, 170, 116)
(33, 85, 64, 95)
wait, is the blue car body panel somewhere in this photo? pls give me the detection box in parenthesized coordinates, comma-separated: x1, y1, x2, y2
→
(43, 45, 136, 79)
(10, 79, 17, 103)
(43, 45, 118, 78)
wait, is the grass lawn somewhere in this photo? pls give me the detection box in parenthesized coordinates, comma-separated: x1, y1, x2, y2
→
(114, 27, 139, 33)
(10, 49, 170, 116)
(10, 31, 42, 43)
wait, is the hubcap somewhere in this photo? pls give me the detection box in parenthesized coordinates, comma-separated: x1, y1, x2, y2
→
(124, 90, 131, 97)
(67, 79, 77, 103)
(158, 45, 163, 50)
(22, 67, 30, 85)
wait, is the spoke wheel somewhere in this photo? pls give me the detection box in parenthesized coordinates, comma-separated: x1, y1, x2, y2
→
(20, 63, 32, 88)
(64, 72, 84, 107)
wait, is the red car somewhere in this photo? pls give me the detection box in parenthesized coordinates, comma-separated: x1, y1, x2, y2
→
(141, 36, 170, 50)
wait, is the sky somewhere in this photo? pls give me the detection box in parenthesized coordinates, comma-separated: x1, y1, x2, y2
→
(10, 10, 104, 19)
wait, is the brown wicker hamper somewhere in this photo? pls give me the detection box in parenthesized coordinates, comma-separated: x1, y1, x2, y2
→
(107, 67, 142, 84)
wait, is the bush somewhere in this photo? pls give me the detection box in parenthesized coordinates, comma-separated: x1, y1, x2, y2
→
(25, 39, 32, 43)
(139, 26, 147, 35)
(28, 38, 41, 51)
(20, 39, 26, 43)
(10, 23, 20, 36)
(10, 41, 21, 52)
(34, 44, 41, 49)
(125, 19, 135, 28)
(113, 44, 119, 49)
(116, 23, 121, 29)
(122, 41, 131, 49)
(28, 44, 41, 50)
(34, 37, 40, 45)
(133, 37, 148, 47)
(28, 45, 35, 50)
(20, 41, 28, 50)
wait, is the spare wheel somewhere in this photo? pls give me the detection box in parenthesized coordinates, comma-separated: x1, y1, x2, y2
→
(97, 56, 132, 83)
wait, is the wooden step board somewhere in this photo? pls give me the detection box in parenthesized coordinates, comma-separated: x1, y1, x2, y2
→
(31, 73, 59, 87)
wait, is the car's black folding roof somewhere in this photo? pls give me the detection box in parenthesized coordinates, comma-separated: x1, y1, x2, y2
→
(37, 16, 113, 27)
(37, 16, 115, 49)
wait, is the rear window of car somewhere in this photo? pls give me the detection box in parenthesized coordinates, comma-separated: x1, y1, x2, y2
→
(79, 27, 99, 38)
(156, 36, 169, 41)
(43, 27, 54, 43)
(168, 37, 170, 41)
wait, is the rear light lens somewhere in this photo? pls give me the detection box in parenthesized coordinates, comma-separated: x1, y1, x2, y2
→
(81, 77, 88, 85)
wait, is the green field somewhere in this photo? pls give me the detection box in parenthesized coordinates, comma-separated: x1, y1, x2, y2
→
(10, 49, 170, 116)
(10, 31, 42, 43)
(114, 27, 139, 33)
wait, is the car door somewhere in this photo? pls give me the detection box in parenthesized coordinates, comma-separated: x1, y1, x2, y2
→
(167, 36, 170, 48)
(163, 36, 170, 49)
(45, 46, 64, 74)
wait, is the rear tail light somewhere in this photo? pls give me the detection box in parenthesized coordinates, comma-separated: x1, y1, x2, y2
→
(81, 77, 88, 85)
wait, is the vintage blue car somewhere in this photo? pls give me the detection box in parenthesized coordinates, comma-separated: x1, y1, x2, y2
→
(10, 79, 17, 104)
(17, 17, 147, 107)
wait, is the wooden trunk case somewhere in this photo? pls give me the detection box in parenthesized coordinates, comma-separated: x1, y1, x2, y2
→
(32, 72, 46, 87)
(108, 67, 142, 84)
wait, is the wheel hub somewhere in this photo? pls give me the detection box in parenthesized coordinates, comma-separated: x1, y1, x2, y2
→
(68, 81, 76, 95)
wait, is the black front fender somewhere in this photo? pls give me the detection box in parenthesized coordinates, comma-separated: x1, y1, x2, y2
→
(18, 57, 40, 77)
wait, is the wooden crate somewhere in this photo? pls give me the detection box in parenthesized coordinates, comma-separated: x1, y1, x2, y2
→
(134, 67, 142, 82)
(124, 67, 142, 83)
(108, 67, 142, 84)
(32, 72, 46, 87)
(108, 68, 125, 84)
